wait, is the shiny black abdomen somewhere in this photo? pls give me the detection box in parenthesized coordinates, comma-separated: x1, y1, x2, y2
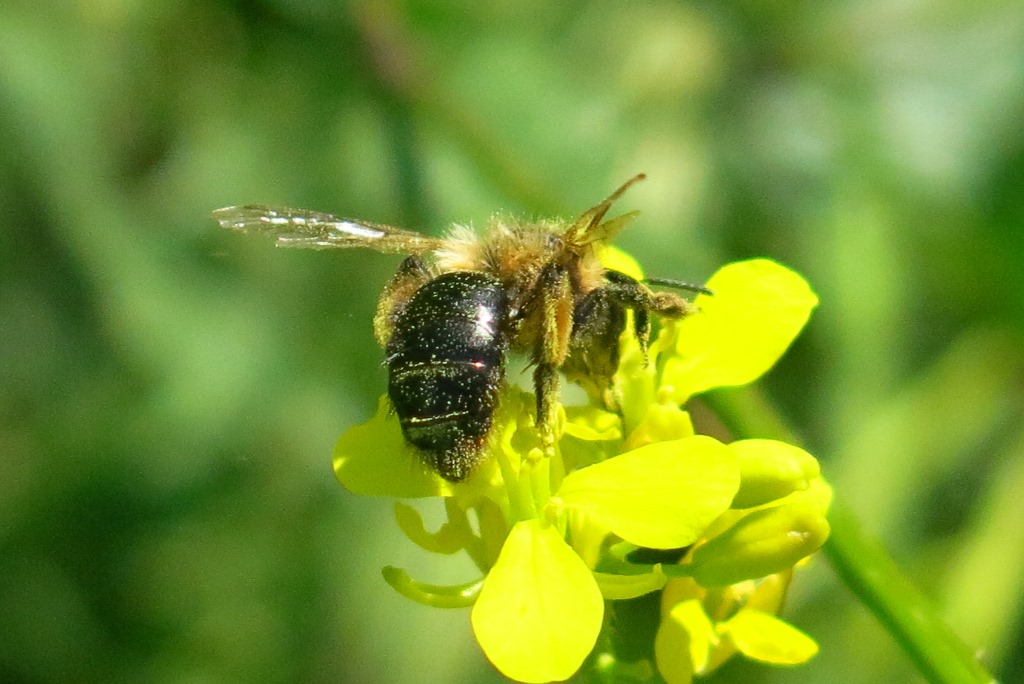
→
(385, 271, 508, 481)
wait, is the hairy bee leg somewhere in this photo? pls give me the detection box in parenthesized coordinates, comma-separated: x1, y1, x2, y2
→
(373, 255, 432, 347)
(532, 262, 574, 452)
(534, 363, 560, 451)
(561, 287, 625, 403)
(563, 270, 699, 413)
(602, 270, 695, 360)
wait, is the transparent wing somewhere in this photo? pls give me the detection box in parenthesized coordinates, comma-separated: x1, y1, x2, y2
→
(212, 205, 444, 253)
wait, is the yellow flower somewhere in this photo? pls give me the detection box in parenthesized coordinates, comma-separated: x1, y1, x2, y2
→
(655, 570, 820, 684)
(333, 257, 829, 682)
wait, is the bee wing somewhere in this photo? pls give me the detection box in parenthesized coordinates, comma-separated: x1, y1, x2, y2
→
(578, 210, 640, 246)
(212, 205, 444, 253)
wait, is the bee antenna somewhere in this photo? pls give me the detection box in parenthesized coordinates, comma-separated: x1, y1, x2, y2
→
(566, 174, 647, 244)
(645, 277, 713, 296)
(604, 173, 647, 204)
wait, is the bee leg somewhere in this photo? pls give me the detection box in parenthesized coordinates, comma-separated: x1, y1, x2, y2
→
(532, 263, 574, 452)
(564, 269, 697, 408)
(601, 270, 695, 361)
(562, 287, 625, 405)
(373, 255, 432, 347)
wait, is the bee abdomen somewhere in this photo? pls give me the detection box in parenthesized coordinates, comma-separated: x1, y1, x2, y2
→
(385, 272, 508, 481)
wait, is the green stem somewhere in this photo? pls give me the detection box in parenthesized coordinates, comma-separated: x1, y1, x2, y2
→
(703, 386, 996, 684)
(528, 450, 553, 515)
(382, 566, 483, 608)
(497, 444, 536, 523)
(825, 498, 995, 684)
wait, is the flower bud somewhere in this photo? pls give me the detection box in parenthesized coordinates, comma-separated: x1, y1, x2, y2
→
(730, 439, 820, 509)
(687, 502, 830, 587)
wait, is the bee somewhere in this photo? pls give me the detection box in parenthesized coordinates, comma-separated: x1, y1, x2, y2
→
(213, 174, 708, 482)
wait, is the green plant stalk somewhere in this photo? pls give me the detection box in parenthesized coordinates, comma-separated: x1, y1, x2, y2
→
(703, 386, 996, 684)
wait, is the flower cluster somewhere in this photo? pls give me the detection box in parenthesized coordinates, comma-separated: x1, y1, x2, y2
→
(334, 256, 829, 683)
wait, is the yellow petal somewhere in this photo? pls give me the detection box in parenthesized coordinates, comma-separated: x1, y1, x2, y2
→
(655, 600, 711, 684)
(333, 396, 451, 498)
(556, 436, 739, 549)
(660, 577, 705, 618)
(724, 609, 819, 664)
(599, 244, 646, 280)
(471, 519, 603, 683)
(743, 570, 793, 615)
(662, 259, 818, 401)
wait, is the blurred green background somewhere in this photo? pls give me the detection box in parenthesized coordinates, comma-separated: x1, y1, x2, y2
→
(2, 0, 1023, 682)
